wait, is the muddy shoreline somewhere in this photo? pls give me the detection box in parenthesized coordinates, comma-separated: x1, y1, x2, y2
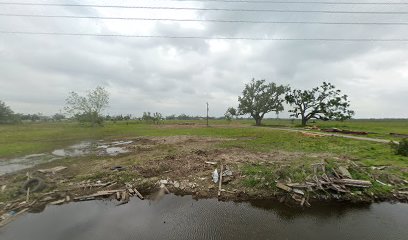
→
(1, 172, 407, 228)
(1, 174, 406, 211)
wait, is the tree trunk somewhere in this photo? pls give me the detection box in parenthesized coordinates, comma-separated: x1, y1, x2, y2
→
(255, 118, 262, 126)
(301, 117, 307, 127)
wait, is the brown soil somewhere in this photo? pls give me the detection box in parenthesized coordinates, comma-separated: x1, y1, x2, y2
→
(1, 136, 407, 227)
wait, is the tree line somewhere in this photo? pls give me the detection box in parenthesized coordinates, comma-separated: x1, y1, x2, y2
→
(0, 101, 66, 124)
(1, 80, 354, 127)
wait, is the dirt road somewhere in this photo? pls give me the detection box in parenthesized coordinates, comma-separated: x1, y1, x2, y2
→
(261, 127, 392, 144)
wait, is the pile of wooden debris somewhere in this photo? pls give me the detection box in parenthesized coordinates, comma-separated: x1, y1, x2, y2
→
(0, 182, 146, 227)
(321, 128, 368, 135)
(276, 163, 372, 207)
(74, 183, 144, 203)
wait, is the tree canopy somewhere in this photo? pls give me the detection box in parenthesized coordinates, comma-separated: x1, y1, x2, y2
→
(238, 79, 289, 126)
(142, 112, 162, 124)
(64, 86, 109, 126)
(285, 82, 354, 126)
(224, 107, 237, 121)
(0, 100, 17, 124)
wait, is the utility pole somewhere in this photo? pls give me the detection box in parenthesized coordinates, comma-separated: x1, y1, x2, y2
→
(206, 102, 209, 127)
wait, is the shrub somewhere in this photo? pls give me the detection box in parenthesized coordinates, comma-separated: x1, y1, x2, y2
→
(391, 138, 408, 156)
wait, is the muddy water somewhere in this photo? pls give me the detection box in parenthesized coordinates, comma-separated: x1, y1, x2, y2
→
(1, 195, 407, 240)
(0, 141, 131, 176)
(0, 154, 62, 176)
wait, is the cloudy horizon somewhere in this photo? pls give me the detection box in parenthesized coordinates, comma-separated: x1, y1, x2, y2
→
(1, 0, 408, 119)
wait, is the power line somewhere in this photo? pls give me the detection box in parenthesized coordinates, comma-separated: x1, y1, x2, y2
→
(1, 30, 408, 41)
(148, 0, 408, 5)
(3, 13, 408, 25)
(2, 2, 408, 14)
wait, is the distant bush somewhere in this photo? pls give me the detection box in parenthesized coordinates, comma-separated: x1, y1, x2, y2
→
(166, 114, 209, 121)
(142, 112, 162, 124)
(105, 114, 131, 122)
(391, 138, 408, 156)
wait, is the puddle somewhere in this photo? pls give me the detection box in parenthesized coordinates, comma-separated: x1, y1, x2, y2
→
(105, 147, 128, 156)
(0, 140, 133, 176)
(1, 195, 407, 240)
(0, 154, 61, 176)
(51, 141, 95, 158)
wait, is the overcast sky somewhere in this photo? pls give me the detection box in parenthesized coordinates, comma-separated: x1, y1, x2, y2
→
(0, 0, 407, 118)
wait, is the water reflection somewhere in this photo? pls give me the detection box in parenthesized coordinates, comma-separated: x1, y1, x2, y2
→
(1, 195, 407, 240)
(249, 199, 372, 220)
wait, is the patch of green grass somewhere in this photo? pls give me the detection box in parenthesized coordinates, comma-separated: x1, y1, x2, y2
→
(391, 138, 408, 156)
(1, 120, 407, 183)
(76, 171, 110, 182)
(241, 158, 317, 189)
(370, 182, 394, 196)
(241, 164, 276, 188)
(242, 178, 262, 188)
(259, 118, 408, 141)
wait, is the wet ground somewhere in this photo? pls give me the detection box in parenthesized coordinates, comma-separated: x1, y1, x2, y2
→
(0, 195, 407, 240)
(0, 140, 131, 175)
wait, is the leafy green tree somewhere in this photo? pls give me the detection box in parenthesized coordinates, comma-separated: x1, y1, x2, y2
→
(64, 86, 109, 126)
(285, 82, 354, 126)
(153, 112, 162, 125)
(142, 112, 153, 123)
(224, 107, 237, 122)
(238, 79, 289, 126)
(0, 100, 18, 123)
(142, 112, 162, 124)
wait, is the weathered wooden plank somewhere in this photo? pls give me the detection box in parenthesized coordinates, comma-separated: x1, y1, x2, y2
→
(276, 183, 292, 192)
(333, 179, 372, 187)
(292, 188, 305, 196)
(338, 166, 352, 179)
(133, 188, 144, 200)
(218, 164, 223, 197)
(74, 189, 125, 201)
(49, 199, 65, 205)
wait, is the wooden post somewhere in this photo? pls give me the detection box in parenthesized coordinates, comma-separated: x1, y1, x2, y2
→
(26, 188, 30, 202)
(26, 172, 30, 202)
(218, 164, 223, 197)
(206, 102, 209, 127)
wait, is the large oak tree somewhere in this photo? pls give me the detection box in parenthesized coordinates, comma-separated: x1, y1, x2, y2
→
(285, 82, 354, 126)
(238, 79, 289, 126)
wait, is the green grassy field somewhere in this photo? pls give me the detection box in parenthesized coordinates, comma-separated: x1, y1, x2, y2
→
(258, 118, 408, 139)
(1, 119, 407, 168)
(0, 119, 407, 204)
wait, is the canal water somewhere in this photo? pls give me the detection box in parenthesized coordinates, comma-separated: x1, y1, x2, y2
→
(0, 195, 407, 240)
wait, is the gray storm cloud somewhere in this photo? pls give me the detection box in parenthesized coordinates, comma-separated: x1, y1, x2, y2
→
(0, 0, 407, 118)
